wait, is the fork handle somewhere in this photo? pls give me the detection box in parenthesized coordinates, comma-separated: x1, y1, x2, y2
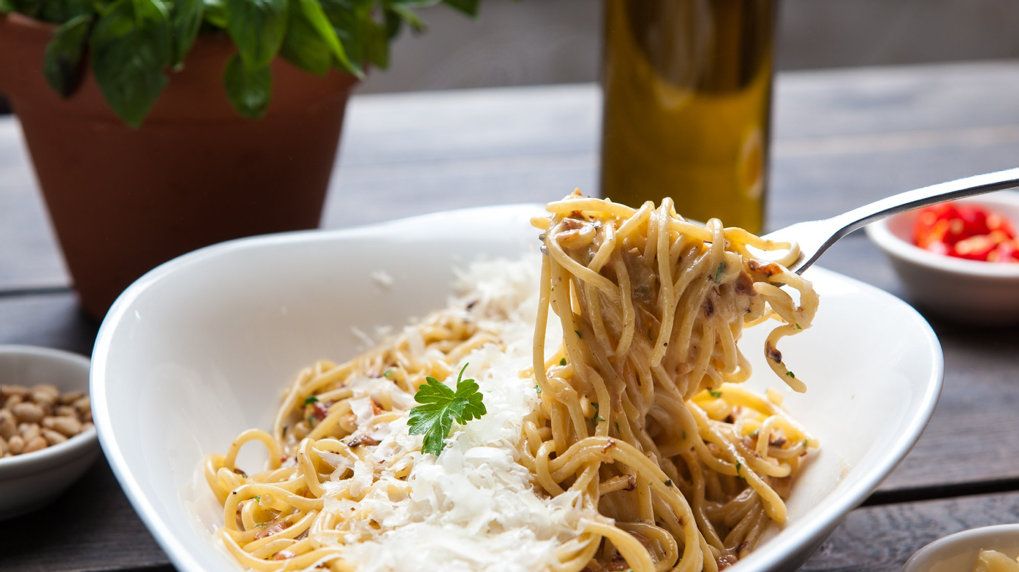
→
(830, 167, 1019, 238)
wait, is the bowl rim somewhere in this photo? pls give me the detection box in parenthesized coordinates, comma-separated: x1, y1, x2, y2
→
(865, 193, 1019, 279)
(90, 204, 945, 572)
(904, 523, 1019, 571)
(0, 345, 97, 473)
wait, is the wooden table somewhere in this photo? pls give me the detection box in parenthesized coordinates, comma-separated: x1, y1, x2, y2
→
(2, 61, 1019, 571)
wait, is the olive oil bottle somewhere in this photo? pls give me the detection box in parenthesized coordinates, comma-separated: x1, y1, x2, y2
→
(600, 0, 777, 232)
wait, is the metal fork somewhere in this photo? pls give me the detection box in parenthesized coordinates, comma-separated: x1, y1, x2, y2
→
(764, 167, 1019, 274)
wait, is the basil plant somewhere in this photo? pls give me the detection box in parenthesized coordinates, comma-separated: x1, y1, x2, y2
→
(0, 0, 478, 126)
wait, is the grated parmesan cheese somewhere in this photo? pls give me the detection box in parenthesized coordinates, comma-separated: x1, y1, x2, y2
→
(314, 257, 586, 571)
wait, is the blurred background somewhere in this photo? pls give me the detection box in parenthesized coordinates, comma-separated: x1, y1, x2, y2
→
(351, 0, 1019, 93)
(3, 0, 1019, 113)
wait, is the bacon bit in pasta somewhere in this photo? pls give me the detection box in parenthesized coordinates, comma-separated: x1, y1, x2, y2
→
(734, 271, 754, 294)
(345, 434, 380, 448)
(747, 260, 782, 277)
(256, 521, 287, 539)
(765, 342, 783, 363)
(310, 402, 329, 421)
(273, 550, 296, 560)
(560, 218, 583, 231)
(770, 436, 787, 448)
(717, 554, 738, 569)
(703, 297, 715, 317)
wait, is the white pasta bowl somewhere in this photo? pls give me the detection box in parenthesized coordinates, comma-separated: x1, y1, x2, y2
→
(92, 204, 943, 571)
(866, 190, 1019, 325)
(904, 524, 1019, 572)
(0, 345, 99, 519)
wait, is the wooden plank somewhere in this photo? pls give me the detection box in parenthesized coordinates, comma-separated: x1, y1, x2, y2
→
(0, 120, 69, 290)
(0, 459, 171, 571)
(0, 292, 96, 356)
(803, 491, 1019, 571)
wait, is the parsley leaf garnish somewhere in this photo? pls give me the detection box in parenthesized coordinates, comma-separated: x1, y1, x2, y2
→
(708, 389, 722, 398)
(713, 262, 727, 283)
(303, 395, 318, 405)
(559, 357, 567, 366)
(408, 363, 486, 456)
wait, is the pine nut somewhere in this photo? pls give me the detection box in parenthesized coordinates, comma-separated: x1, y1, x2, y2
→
(49, 416, 82, 437)
(1, 385, 28, 398)
(12, 402, 44, 423)
(19, 423, 40, 442)
(23, 436, 47, 454)
(42, 429, 67, 445)
(0, 410, 15, 439)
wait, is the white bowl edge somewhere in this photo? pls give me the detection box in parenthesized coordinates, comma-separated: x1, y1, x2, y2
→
(904, 524, 1019, 572)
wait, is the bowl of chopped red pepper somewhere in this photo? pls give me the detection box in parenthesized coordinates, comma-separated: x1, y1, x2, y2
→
(866, 191, 1019, 324)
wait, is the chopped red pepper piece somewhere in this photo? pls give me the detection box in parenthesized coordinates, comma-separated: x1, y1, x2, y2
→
(913, 202, 1018, 263)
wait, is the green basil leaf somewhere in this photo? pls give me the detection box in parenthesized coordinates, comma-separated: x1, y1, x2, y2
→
(225, 0, 288, 68)
(223, 52, 271, 118)
(360, 14, 388, 69)
(202, 0, 227, 28)
(90, 0, 172, 127)
(169, 0, 203, 67)
(382, 8, 402, 39)
(441, 0, 478, 16)
(388, 4, 425, 33)
(43, 13, 92, 98)
(280, 3, 332, 75)
(294, 0, 357, 74)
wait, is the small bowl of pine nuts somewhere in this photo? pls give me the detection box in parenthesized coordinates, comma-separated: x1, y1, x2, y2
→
(0, 345, 99, 519)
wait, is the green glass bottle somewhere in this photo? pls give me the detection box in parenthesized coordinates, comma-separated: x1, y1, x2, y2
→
(601, 0, 777, 232)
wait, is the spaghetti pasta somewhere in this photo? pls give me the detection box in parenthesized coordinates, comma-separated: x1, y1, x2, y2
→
(205, 193, 819, 571)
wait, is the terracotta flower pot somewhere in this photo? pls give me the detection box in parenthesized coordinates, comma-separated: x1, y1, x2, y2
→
(0, 13, 357, 319)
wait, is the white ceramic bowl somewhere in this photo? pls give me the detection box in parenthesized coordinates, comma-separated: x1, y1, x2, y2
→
(904, 524, 1019, 572)
(866, 191, 1019, 325)
(92, 205, 943, 571)
(0, 345, 99, 519)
